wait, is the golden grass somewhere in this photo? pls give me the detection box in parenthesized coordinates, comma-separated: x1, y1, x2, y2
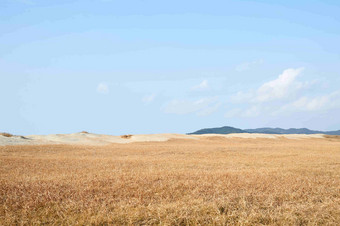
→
(0, 137, 339, 225)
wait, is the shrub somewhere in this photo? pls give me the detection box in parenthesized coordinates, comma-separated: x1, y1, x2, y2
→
(0, 132, 13, 137)
(121, 135, 132, 139)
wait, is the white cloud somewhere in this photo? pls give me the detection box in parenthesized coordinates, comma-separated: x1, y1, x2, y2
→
(235, 59, 264, 72)
(255, 67, 304, 102)
(230, 67, 305, 104)
(191, 80, 209, 91)
(96, 82, 109, 94)
(238, 91, 340, 118)
(163, 97, 218, 115)
(142, 94, 156, 103)
(225, 67, 340, 118)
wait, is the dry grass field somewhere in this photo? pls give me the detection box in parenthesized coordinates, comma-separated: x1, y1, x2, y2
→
(1, 136, 340, 225)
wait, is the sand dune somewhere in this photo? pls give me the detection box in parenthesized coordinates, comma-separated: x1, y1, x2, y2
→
(0, 132, 326, 146)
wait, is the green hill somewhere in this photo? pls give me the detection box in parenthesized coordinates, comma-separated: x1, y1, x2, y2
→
(189, 126, 340, 135)
(188, 126, 245, 135)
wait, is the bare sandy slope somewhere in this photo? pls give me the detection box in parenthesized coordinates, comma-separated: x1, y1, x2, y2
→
(0, 132, 326, 146)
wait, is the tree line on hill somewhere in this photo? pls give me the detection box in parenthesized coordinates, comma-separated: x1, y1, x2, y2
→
(188, 126, 340, 135)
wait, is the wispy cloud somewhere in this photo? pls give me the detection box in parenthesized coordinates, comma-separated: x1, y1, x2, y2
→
(235, 59, 263, 72)
(191, 80, 209, 91)
(162, 97, 219, 116)
(278, 91, 340, 113)
(142, 94, 156, 103)
(242, 105, 261, 117)
(96, 82, 109, 94)
(197, 102, 221, 116)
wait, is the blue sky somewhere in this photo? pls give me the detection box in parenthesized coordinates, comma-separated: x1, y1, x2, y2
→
(1, 0, 340, 135)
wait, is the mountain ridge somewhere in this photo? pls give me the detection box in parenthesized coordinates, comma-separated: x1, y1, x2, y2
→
(189, 126, 340, 135)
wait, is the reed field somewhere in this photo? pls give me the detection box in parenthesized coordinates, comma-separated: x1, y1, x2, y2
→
(0, 136, 340, 225)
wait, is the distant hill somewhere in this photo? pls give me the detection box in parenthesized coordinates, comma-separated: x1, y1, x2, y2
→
(189, 126, 340, 135)
(188, 126, 245, 135)
(324, 130, 340, 135)
(244, 127, 324, 134)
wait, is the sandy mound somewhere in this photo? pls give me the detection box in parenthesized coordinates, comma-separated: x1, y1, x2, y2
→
(0, 132, 325, 146)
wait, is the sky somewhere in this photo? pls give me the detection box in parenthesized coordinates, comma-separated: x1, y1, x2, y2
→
(1, 0, 340, 135)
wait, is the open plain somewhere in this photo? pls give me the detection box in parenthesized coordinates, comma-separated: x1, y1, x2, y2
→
(1, 134, 340, 225)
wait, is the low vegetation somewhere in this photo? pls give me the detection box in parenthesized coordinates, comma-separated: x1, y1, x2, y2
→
(121, 134, 133, 139)
(0, 132, 13, 137)
(0, 137, 339, 225)
(324, 135, 340, 140)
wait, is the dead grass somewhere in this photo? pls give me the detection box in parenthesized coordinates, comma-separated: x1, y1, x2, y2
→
(0, 132, 13, 137)
(121, 134, 133, 139)
(324, 135, 340, 140)
(0, 137, 339, 225)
